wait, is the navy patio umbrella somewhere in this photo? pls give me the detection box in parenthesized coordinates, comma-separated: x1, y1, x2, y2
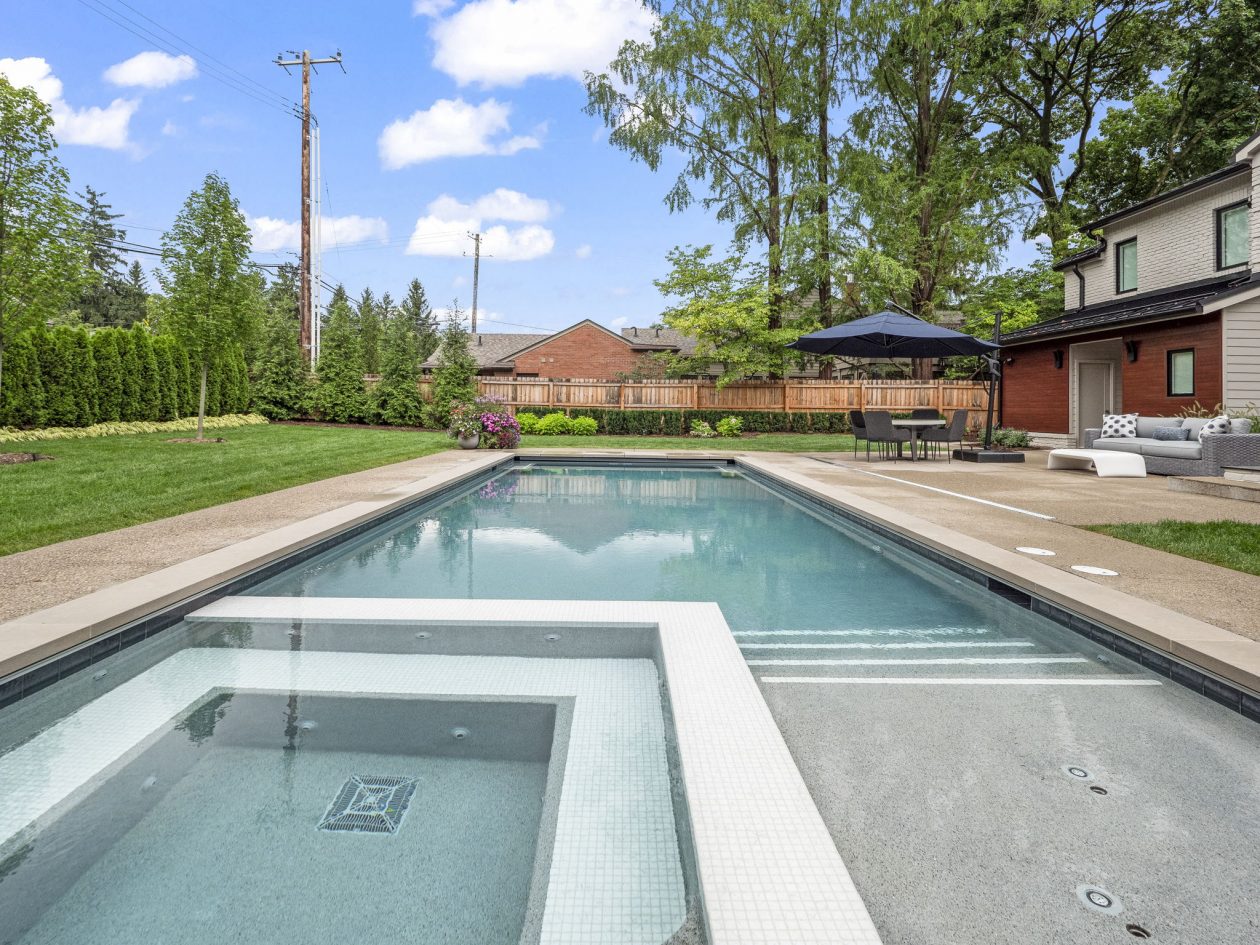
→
(785, 309, 999, 359)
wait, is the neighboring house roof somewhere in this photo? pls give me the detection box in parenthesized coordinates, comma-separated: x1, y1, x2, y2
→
(1078, 162, 1251, 233)
(1051, 242, 1107, 272)
(1000, 273, 1253, 345)
(621, 326, 699, 355)
(421, 332, 550, 370)
(506, 318, 682, 360)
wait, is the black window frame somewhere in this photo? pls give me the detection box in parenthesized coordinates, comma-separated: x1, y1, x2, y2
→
(1215, 200, 1249, 271)
(1115, 237, 1138, 294)
(1166, 348, 1195, 397)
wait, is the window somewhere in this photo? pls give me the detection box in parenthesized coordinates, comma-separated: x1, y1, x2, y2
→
(1217, 201, 1249, 270)
(1116, 238, 1137, 293)
(1167, 349, 1195, 397)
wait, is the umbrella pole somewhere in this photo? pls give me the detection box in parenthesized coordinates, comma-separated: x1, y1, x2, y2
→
(983, 311, 1002, 451)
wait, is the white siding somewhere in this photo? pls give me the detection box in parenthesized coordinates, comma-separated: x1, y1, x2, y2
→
(1251, 162, 1260, 269)
(1080, 175, 1251, 308)
(1223, 300, 1260, 408)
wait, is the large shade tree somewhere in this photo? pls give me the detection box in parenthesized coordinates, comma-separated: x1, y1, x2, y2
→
(158, 172, 257, 439)
(0, 76, 87, 406)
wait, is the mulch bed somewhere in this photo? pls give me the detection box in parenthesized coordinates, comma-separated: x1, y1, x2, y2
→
(0, 452, 54, 465)
(165, 437, 227, 444)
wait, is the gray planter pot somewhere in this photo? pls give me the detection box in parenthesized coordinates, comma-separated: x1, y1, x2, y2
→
(457, 433, 480, 450)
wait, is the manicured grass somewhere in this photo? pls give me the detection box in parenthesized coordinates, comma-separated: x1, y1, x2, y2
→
(1, 424, 450, 557)
(518, 433, 855, 452)
(1084, 520, 1260, 577)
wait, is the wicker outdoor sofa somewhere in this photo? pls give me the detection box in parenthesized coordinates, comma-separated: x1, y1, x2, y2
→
(1083, 416, 1258, 476)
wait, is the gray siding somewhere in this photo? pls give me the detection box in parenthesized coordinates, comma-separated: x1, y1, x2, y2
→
(1078, 176, 1251, 308)
(1224, 300, 1260, 408)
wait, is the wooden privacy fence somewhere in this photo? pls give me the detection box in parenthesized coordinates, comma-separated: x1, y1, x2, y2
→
(418, 377, 996, 427)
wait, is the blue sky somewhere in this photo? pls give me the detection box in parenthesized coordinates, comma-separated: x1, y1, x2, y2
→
(6, 1, 1030, 334)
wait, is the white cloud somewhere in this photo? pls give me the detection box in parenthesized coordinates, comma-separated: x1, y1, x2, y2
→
(378, 97, 541, 169)
(161, 120, 181, 136)
(104, 51, 197, 89)
(413, 0, 455, 15)
(611, 286, 631, 297)
(406, 190, 555, 261)
(248, 213, 389, 253)
(429, 0, 656, 87)
(610, 316, 628, 328)
(0, 56, 138, 150)
(575, 244, 592, 259)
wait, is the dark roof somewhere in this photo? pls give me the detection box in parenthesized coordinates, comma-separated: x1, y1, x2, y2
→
(1001, 273, 1253, 345)
(1051, 242, 1106, 272)
(620, 326, 698, 355)
(1080, 162, 1250, 232)
(421, 332, 550, 370)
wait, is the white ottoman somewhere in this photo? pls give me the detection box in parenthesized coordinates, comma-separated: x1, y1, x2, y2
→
(1047, 448, 1146, 478)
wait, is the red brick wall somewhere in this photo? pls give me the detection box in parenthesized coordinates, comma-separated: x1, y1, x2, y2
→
(1001, 315, 1223, 433)
(1002, 339, 1071, 433)
(511, 323, 651, 380)
(1119, 316, 1222, 416)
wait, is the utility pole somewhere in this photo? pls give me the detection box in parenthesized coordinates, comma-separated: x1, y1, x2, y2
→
(467, 231, 482, 334)
(275, 49, 344, 365)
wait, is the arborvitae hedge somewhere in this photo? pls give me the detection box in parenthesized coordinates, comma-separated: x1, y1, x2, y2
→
(0, 326, 242, 430)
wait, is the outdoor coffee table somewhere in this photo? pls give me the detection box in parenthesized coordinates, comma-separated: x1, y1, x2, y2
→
(1046, 448, 1147, 478)
(890, 417, 946, 461)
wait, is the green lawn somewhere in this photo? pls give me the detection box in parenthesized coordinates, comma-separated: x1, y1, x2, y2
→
(518, 433, 855, 452)
(1, 425, 856, 557)
(1, 424, 451, 557)
(1084, 520, 1260, 577)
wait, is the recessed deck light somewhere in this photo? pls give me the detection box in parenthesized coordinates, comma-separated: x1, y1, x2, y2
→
(1016, 546, 1056, 556)
(1072, 565, 1119, 576)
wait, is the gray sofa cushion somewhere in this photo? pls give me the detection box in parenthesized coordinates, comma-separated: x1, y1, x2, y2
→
(1231, 418, 1253, 435)
(1152, 426, 1191, 441)
(1136, 417, 1182, 438)
(1181, 417, 1209, 439)
(1139, 440, 1204, 459)
(1093, 438, 1145, 454)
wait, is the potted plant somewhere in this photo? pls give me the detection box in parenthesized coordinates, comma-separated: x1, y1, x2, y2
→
(448, 402, 482, 449)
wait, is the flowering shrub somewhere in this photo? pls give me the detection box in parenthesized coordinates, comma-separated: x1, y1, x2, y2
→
(715, 416, 743, 437)
(447, 402, 482, 439)
(536, 412, 574, 435)
(570, 416, 597, 435)
(516, 411, 540, 434)
(473, 396, 521, 449)
(689, 419, 717, 438)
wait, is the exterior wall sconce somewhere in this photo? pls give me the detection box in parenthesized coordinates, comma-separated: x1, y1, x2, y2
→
(1124, 340, 1140, 362)
(1053, 350, 1064, 369)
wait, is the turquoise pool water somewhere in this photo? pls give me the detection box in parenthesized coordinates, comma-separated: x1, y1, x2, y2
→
(247, 465, 1125, 682)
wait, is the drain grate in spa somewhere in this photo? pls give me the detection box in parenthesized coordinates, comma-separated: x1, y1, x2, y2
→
(318, 775, 417, 834)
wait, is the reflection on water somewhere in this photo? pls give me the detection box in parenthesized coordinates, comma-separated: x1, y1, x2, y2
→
(250, 467, 1049, 636)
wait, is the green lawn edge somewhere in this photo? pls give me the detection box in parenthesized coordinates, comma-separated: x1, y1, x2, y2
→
(1084, 520, 1260, 577)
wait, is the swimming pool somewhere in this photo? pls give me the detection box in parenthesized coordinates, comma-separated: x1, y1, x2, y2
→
(2, 461, 1257, 944)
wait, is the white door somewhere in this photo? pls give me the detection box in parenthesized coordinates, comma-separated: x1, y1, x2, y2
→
(1077, 361, 1114, 446)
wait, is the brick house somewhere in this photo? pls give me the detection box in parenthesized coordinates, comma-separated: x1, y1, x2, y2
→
(421, 319, 681, 380)
(1000, 132, 1260, 446)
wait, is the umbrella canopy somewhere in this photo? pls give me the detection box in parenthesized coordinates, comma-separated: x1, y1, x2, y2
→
(786, 310, 999, 359)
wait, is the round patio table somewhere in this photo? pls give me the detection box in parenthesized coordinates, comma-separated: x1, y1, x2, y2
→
(890, 417, 945, 461)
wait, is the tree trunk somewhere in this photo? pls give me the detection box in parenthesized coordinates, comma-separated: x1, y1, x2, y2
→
(197, 362, 207, 440)
(0, 342, 5, 408)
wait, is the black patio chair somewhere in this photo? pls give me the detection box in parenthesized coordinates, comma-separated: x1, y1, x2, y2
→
(911, 408, 941, 420)
(849, 410, 869, 459)
(862, 411, 910, 461)
(921, 408, 968, 461)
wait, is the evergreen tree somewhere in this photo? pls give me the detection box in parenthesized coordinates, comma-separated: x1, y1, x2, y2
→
(357, 287, 382, 375)
(229, 344, 251, 413)
(91, 330, 123, 422)
(399, 278, 440, 361)
(0, 332, 44, 427)
(423, 306, 479, 428)
(40, 327, 88, 426)
(130, 326, 162, 421)
(314, 285, 369, 422)
(251, 300, 309, 420)
(109, 259, 149, 327)
(76, 186, 126, 326)
(176, 343, 194, 417)
(158, 172, 257, 438)
(374, 309, 424, 426)
(117, 329, 142, 421)
(152, 335, 181, 420)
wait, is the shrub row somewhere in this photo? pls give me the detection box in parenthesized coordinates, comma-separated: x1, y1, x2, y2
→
(0, 326, 249, 430)
(0, 413, 268, 444)
(517, 412, 598, 436)
(557, 408, 852, 436)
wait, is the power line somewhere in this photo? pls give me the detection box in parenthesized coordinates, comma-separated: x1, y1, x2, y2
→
(75, 0, 301, 119)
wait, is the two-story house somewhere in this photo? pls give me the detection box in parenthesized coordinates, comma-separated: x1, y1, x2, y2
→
(1000, 131, 1260, 446)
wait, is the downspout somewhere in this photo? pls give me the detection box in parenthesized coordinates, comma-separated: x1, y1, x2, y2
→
(1072, 264, 1085, 310)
